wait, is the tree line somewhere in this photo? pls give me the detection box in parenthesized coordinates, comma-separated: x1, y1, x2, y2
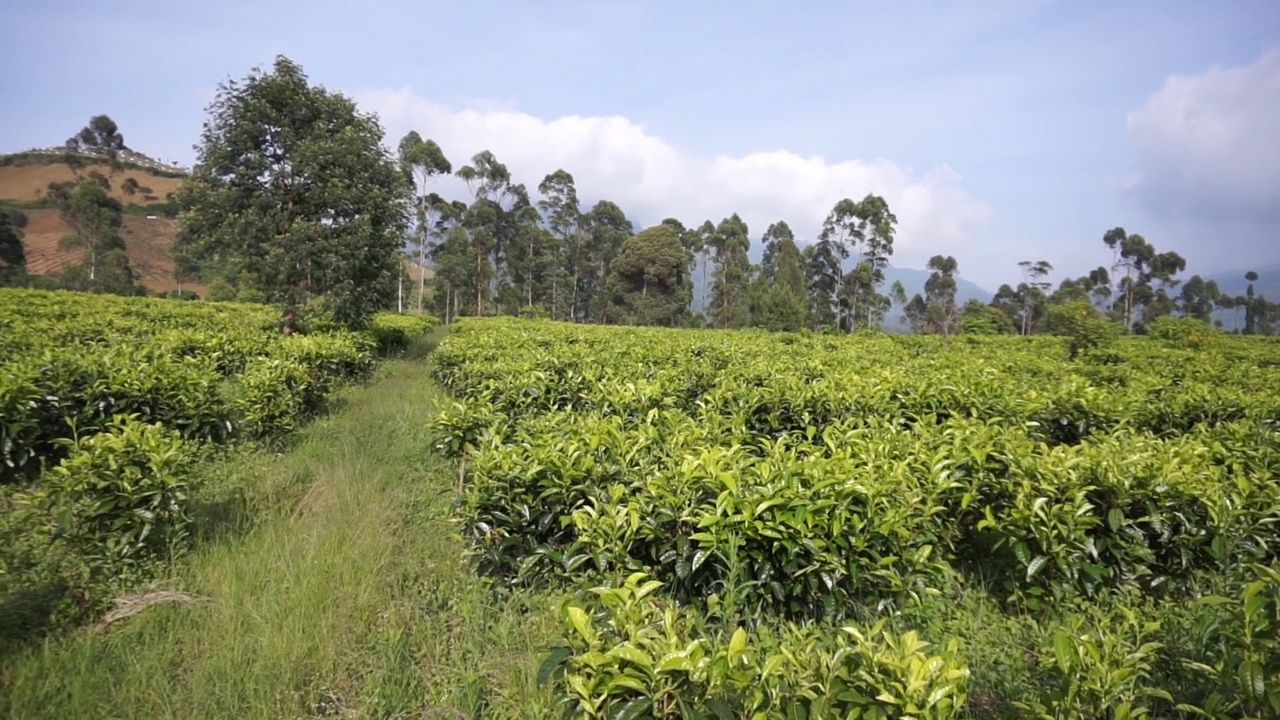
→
(5, 55, 1276, 337)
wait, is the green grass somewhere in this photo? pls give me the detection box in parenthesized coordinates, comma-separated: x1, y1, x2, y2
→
(0, 343, 560, 719)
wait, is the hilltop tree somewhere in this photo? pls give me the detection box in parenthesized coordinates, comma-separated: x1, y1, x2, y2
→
(1103, 227, 1185, 332)
(397, 132, 452, 312)
(820, 194, 897, 330)
(959, 298, 1016, 334)
(0, 211, 26, 286)
(1241, 270, 1271, 335)
(177, 55, 411, 330)
(456, 150, 528, 316)
(66, 114, 126, 152)
(1178, 275, 1221, 323)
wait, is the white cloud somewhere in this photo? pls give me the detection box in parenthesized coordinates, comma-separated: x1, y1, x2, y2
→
(1125, 49, 1280, 223)
(356, 87, 991, 266)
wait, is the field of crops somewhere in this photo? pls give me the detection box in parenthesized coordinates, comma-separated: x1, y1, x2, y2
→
(0, 288, 434, 638)
(431, 318, 1280, 718)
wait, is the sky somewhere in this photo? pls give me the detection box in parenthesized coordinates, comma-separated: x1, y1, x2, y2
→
(2, 0, 1278, 291)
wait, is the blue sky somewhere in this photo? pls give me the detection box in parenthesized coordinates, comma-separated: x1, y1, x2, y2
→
(2, 0, 1278, 290)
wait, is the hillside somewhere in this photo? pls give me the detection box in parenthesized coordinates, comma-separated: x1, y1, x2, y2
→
(1207, 263, 1280, 301)
(0, 161, 184, 206)
(17, 207, 204, 294)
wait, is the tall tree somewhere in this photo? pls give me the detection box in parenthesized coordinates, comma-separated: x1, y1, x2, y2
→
(750, 221, 807, 331)
(709, 213, 752, 328)
(1244, 271, 1261, 335)
(905, 255, 960, 334)
(581, 200, 633, 322)
(803, 240, 842, 329)
(177, 55, 411, 329)
(1017, 260, 1053, 336)
(821, 194, 898, 330)
(605, 224, 692, 326)
(538, 170, 583, 321)
(1102, 228, 1184, 332)
(1178, 275, 1221, 323)
(693, 220, 716, 319)
(457, 150, 528, 316)
(397, 132, 452, 312)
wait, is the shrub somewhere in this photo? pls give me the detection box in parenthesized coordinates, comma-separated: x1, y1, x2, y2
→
(368, 312, 438, 354)
(1048, 300, 1120, 359)
(1147, 316, 1220, 350)
(34, 416, 194, 583)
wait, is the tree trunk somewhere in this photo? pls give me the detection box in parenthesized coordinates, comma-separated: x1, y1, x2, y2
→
(700, 255, 708, 318)
(571, 268, 580, 322)
(418, 238, 427, 313)
(476, 253, 483, 316)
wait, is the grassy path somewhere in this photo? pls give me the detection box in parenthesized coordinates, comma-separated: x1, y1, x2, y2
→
(1, 352, 559, 719)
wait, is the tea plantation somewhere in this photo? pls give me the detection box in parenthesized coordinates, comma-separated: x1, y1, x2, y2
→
(431, 317, 1280, 718)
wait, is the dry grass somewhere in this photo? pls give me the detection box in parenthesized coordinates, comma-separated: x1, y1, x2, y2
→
(95, 591, 212, 632)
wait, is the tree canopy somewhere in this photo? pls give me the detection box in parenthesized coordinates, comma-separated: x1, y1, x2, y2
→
(177, 55, 411, 329)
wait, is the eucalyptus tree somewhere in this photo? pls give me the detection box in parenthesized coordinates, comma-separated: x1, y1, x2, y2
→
(0, 212, 25, 286)
(709, 213, 751, 328)
(1017, 260, 1053, 336)
(750, 221, 806, 331)
(1103, 227, 1185, 332)
(905, 255, 960, 334)
(457, 150, 522, 316)
(538, 170, 583, 320)
(581, 200, 633, 323)
(1178, 275, 1221, 323)
(820, 194, 898, 330)
(397, 131, 452, 311)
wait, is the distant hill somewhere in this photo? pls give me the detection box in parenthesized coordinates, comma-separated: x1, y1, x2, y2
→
(883, 266, 993, 304)
(1206, 263, 1280, 301)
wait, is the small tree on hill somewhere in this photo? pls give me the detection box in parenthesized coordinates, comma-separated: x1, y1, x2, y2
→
(178, 55, 412, 330)
(58, 180, 124, 282)
(0, 211, 26, 286)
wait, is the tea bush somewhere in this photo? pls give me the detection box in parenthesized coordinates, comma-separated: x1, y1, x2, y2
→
(0, 287, 379, 634)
